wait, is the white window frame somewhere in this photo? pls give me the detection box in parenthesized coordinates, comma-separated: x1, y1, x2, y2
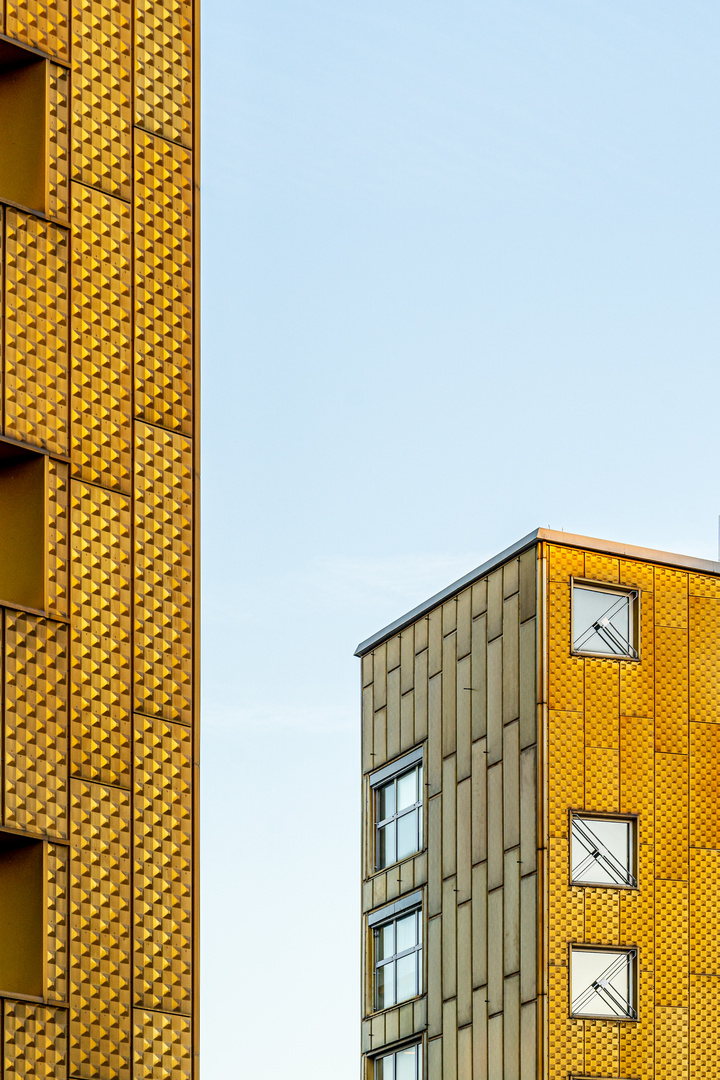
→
(372, 1041, 422, 1080)
(569, 811, 638, 889)
(370, 748, 424, 871)
(369, 892, 423, 1012)
(570, 578, 639, 660)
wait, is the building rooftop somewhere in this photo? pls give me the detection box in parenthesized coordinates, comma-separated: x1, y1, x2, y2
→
(354, 527, 720, 657)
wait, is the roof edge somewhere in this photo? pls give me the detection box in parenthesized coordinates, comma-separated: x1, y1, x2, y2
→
(354, 527, 720, 657)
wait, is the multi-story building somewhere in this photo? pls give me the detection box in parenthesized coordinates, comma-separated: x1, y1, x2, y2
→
(357, 528, 717, 1080)
(0, 0, 197, 1074)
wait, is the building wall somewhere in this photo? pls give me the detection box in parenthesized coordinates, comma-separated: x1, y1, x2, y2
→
(0, 0, 197, 1074)
(544, 541, 720, 1080)
(361, 549, 539, 1079)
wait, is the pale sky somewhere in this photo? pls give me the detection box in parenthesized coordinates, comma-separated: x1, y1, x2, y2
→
(200, 2, 720, 1075)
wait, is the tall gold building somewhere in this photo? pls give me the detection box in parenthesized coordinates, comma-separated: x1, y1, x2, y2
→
(0, 0, 197, 1073)
(357, 528, 717, 1080)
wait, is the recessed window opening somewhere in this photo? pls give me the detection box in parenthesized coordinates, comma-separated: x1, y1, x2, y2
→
(371, 749, 423, 870)
(0, 40, 47, 213)
(0, 832, 44, 998)
(572, 582, 638, 659)
(0, 440, 46, 610)
(374, 1043, 422, 1080)
(570, 947, 637, 1020)
(571, 814, 637, 888)
(373, 907, 422, 1010)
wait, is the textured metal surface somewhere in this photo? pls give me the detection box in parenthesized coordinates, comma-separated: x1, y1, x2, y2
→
(47, 459, 69, 616)
(69, 780, 131, 1079)
(688, 596, 720, 724)
(134, 423, 193, 723)
(133, 1010, 191, 1079)
(48, 65, 70, 219)
(4, 1001, 68, 1078)
(5, 0, 69, 55)
(583, 1019, 619, 1075)
(71, 0, 132, 198)
(4, 211, 69, 454)
(47, 841, 69, 1002)
(4, 613, 68, 836)
(134, 714, 192, 1012)
(70, 482, 132, 786)
(134, 132, 193, 434)
(70, 183, 132, 492)
(135, 0, 192, 144)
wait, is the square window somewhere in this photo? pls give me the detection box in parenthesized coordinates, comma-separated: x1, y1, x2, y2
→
(571, 814, 637, 888)
(570, 947, 637, 1019)
(0, 41, 47, 213)
(371, 750, 423, 871)
(373, 907, 422, 1010)
(0, 441, 46, 611)
(374, 1043, 422, 1080)
(572, 582, 638, 659)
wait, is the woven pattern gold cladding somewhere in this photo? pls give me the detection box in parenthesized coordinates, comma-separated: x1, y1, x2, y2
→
(134, 1010, 191, 1079)
(135, 0, 192, 144)
(3, 1002, 68, 1079)
(4, 613, 68, 836)
(5, 0, 69, 56)
(134, 423, 192, 724)
(70, 780, 131, 1079)
(4, 211, 69, 454)
(70, 482, 132, 786)
(71, 0, 132, 198)
(47, 842, 69, 1002)
(48, 64, 70, 219)
(134, 714, 192, 1012)
(71, 183, 132, 491)
(47, 459, 69, 617)
(134, 131, 193, 434)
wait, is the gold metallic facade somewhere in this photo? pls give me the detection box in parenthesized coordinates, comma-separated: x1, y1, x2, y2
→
(0, 0, 198, 1070)
(359, 531, 717, 1079)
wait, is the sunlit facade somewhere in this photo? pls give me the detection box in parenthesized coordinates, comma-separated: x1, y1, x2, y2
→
(0, 0, 198, 1073)
(358, 528, 715, 1078)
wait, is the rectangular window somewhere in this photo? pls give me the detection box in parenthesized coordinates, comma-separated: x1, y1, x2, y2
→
(369, 894, 422, 1011)
(0, 441, 46, 611)
(371, 749, 423, 870)
(572, 581, 638, 659)
(374, 1043, 421, 1080)
(571, 813, 637, 888)
(0, 41, 47, 213)
(570, 946, 637, 1020)
(0, 832, 44, 998)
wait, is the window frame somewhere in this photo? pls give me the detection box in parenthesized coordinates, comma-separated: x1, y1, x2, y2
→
(570, 577, 640, 661)
(568, 810, 639, 890)
(569, 944, 639, 1022)
(370, 748, 424, 872)
(370, 1040, 423, 1080)
(368, 892, 423, 1013)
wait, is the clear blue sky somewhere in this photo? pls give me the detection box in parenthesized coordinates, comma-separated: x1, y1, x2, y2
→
(200, 2, 720, 1074)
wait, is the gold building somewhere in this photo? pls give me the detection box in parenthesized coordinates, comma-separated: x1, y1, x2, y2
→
(357, 528, 718, 1080)
(0, 0, 197, 1073)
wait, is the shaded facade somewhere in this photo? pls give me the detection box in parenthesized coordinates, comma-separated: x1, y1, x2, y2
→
(357, 528, 717, 1079)
(0, 0, 198, 1074)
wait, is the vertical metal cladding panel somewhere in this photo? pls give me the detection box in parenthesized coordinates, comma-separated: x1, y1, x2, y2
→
(5, 0, 69, 56)
(689, 849, 720, 975)
(4, 211, 69, 454)
(655, 751, 688, 881)
(134, 423, 193, 724)
(584, 659, 619, 749)
(654, 626, 688, 754)
(547, 580, 583, 712)
(688, 595, 720, 723)
(619, 978, 654, 1077)
(547, 710, 583, 838)
(69, 482, 132, 787)
(133, 1010, 191, 1079)
(547, 966, 583, 1080)
(654, 1007, 688, 1080)
(3, 1001, 68, 1078)
(47, 841, 69, 1003)
(134, 132, 193, 435)
(583, 1019, 619, 1075)
(689, 721, 720, 848)
(47, 459, 69, 618)
(4, 613, 68, 836)
(71, 0, 132, 199)
(134, 714, 192, 1013)
(134, 0, 192, 145)
(48, 65, 70, 220)
(654, 880, 689, 1007)
(69, 780, 131, 1079)
(689, 975, 720, 1077)
(70, 184, 132, 492)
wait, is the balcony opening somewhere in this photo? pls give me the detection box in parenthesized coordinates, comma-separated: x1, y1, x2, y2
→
(0, 441, 45, 610)
(0, 40, 46, 213)
(0, 833, 44, 998)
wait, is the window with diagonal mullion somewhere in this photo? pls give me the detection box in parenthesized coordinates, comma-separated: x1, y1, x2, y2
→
(571, 815, 636, 888)
(570, 947, 637, 1019)
(573, 584, 638, 659)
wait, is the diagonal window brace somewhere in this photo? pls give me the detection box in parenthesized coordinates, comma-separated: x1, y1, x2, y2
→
(571, 950, 637, 1019)
(572, 817, 637, 888)
(573, 593, 638, 658)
